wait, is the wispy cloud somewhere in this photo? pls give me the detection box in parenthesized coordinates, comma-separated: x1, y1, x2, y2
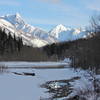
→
(88, 4, 100, 11)
(0, 0, 20, 6)
(25, 17, 62, 26)
(39, 0, 61, 4)
(25, 0, 88, 26)
(83, 0, 100, 11)
(25, 15, 87, 27)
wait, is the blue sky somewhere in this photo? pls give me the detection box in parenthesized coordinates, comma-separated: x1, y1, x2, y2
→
(0, 0, 100, 31)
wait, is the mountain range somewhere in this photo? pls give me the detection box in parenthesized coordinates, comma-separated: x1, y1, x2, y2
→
(0, 13, 89, 47)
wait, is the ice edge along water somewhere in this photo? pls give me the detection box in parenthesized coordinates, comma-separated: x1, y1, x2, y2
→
(0, 60, 70, 69)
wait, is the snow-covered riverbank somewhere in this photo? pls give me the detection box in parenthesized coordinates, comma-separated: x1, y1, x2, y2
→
(0, 61, 69, 69)
(0, 61, 99, 100)
(0, 66, 78, 100)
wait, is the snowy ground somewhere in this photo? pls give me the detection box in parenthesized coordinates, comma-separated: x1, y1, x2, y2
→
(0, 62, 100, 100)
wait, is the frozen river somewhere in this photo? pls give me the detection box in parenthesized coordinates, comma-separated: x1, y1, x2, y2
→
(0, 62, 99, 100)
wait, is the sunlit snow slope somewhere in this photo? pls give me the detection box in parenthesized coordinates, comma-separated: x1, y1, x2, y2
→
(0, 13, 89, 47)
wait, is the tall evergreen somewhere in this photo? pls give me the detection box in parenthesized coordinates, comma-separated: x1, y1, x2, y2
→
(0, 28, 23, 54)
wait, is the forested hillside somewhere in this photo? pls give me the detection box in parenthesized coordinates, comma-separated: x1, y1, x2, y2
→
(1, 15, 100, 69)
(1, 26, 100, 68)
(0, 28, 49, 61)
(43, 32, 100, 68)
(43, 16, 100, 68)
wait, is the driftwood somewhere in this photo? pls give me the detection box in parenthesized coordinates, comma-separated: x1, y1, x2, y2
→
(12, 72, 35, 76)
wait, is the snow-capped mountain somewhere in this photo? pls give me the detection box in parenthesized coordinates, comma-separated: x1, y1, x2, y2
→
(0, 13, 89, 47)
(49, 24, 70, 38)
(1, 13, 56, 42)
(49, 25, 88, 42)
(0, 13, 56, 47)
(0, 18, 48, 47)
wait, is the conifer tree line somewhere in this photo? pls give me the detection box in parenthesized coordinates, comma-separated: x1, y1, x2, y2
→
(0, 28, 23, 54)
(43, 15, 100, 68)
(0, 28, 49, 61)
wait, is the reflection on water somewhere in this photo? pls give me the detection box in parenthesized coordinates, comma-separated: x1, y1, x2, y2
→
(40, 77, 80, 100)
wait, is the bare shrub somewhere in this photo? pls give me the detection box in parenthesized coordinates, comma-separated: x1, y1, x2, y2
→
(66, 69, 100, 100)
(0, 64, 8, 74)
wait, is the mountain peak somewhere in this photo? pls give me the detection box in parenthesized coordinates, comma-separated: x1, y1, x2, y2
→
(3, 13, 22, 19)
(49, 24, 68, 38)
(1, 13, 25, 29)
(56, 24, 65, 27)
(0, 13, 88, 47)
(15, 13, 21, 18)
(56, 24, 66, 30)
